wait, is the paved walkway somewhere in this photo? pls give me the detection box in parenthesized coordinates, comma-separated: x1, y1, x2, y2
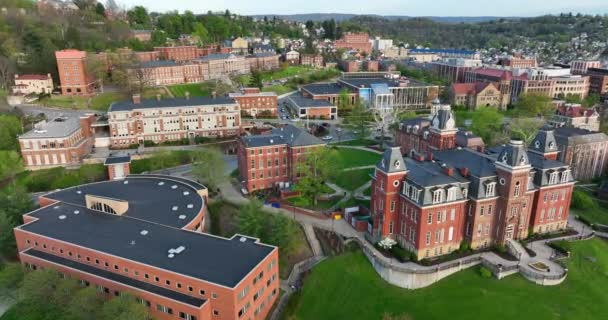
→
(343, 165, 375, 171)
(353, 180, 372, 201)
(336, 145, 383, 154)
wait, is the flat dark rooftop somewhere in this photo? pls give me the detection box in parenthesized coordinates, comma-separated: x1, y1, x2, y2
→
(104, 155, 131, 165)
(339, 77, 431, 89)
(23, 249, 206, 307)
(20, 201, 275, 288)
(42, 176, 204, 228)
(109, 96, 236, 112)
(288, 94, 333, 108)
(300, 83, 350, 95)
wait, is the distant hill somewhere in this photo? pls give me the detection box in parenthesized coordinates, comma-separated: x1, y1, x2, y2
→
(249, 13, 518, 24)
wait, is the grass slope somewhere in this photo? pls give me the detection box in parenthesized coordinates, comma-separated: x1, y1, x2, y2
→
(285, 238, 608, 320)
(334, 148, 381, 169)
(333, 168, 373, 191)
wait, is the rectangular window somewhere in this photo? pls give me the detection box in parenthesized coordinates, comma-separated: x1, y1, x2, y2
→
(390, 200, 395, 212)
(425, 232, 431, 245)
(427, 212, 433, 224)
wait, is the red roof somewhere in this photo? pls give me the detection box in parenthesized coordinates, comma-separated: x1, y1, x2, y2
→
(15, 74, 51, 81)
(452, 83, 476, 95)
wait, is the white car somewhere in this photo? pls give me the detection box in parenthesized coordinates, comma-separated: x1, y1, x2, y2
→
(322, 136, 333, 141)
(290, 118, 300, 122)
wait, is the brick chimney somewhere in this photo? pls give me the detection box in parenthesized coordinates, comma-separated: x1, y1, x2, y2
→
(459, 167, 469, 177)
(442, 164, 454, 176)
(132, 94, 141, 104)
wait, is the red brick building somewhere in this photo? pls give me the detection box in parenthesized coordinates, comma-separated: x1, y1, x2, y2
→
(286, 94, 338, 120)
(335, 32, 372, 53)
(300, 83, 357, 106)
(229, 88, 278, 118)
(153, 46, 200, 62)
(18, 114, 96, 168)
(55, 49, 96, 96)
(300, 54, 323, 68)
(15, 175, 279, 320)
(237, 125, 325, 192)
(586, 68, 608, 96)
(375, 107, 575, 259)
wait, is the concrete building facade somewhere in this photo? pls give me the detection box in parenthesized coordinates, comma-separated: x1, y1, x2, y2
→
(12, 74, 53, 95)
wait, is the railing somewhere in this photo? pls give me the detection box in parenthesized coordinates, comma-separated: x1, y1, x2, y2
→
(519, 265, 567, 281)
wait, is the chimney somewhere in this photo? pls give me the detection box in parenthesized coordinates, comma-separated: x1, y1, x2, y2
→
(212, 91, 217, 99)
(442, 164, 454, 176)
(156, 94, 161, 101)
(132, 94, 141, 104)
(185, 91, 190, 100)
(414, 154, 425, 162)
(427, 152, 434, 161)
(459, 167, 469, 177)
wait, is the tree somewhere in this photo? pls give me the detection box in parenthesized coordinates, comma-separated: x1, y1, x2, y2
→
(20, 269, 62, 304)
(237, 200, 267, 239)
(469, 108, 506, 145)
(269, 214, 299, 256)
(514, 93, 554, 118)
(344, 101, 372, 140)
(51, 278, 81, 307)
(0, 263, 24, 300)
(0, 151, 23, 181)
(66, 286, 104, 320)
(508, 117, 544, 144)
(99, 293, 149, 320)
(0, 114, 22, 151)
(95, 2, 106, 17)
(192, 22, 210, 46)
(127, 6, 150, 26)
(295, 147, 338, 205)
(87, 54, 109, 93)
(0, 186, 34, 256)
(191, 148, 226, 190)
(250, 70, 263, 89)
(0, 56, 16, 91)
(371, 101, 399, 149)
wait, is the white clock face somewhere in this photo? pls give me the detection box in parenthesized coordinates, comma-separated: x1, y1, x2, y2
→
(499, 178, 506, 185)
(394, 160, 401, 168)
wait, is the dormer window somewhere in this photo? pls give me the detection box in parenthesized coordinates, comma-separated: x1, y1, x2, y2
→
(485, 182, 496, 197)
(423, 131, 429, 140)
(412, 188, 421, 202)
(548, 171, 559, 185)
(394, 160, 401, 169)
(560, 170, 570, 183)
(462, 188, 468, 198)
(432, 189, 444, 204)
(534, 140, 540, 149)
(446, 186, 458, 201)
(403, 183, 411, 196)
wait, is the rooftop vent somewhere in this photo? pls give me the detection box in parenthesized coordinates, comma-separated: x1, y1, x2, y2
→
(130, 240, 136, 246)
(178, 215, 186, 220)
(54, 206, 60, 209)
(187, 204, 194, 209)
(76, 190, 82, 194)
(240, 237, 247, 243)
(73, 210, 80, 215)
(140, 230, 149, 236)
(183, 191, 190, 196)
(175, 246, 186, 254)
(172, 206, 178, 211)
(33, 129, 48, 133)
(58, 215, 67, 220)
(158, 182, 165, 186)
(171, 185, 178, 189)
(168, 253, 175, 259)
(123, 180, 129, 185)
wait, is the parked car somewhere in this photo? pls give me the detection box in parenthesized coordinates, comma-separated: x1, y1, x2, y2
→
(322, 135, 333, 141)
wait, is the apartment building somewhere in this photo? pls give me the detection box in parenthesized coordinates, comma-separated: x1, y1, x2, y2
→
(229, 88, 278, 117)
(553, 127, 608, 181)
(55, 49, 96, 96)
(570, 60, 601, 75)
(108, 95, 240, 148)
(15, 175, 279, 320)
(300, 54, 324, 68)
(498, 55, 538, 68)
(237, 125, 325, 192)
(335, 32, 372, 53)
(429, 58, 483, 83)
(586, 68, 608, 96)
(11, 73, 53, 95)
(18, 114, 96, 169)
(247, 53, 281, 71)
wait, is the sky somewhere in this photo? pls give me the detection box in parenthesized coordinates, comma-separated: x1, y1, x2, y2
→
(117, 0, 608, 16)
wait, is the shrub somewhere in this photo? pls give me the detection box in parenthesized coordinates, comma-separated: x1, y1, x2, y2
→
(390, 245, 410, 263)
(479, 266, 493, 278)
(571, 190, 596, 210)
(127, 143, 140, 149)
(459, 240, 471, 252)
(143, 140, 156, 147)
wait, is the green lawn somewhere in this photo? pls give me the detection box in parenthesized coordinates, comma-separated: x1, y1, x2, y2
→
(262, 84, 295, 95)
(260, 66, 313, 82)
(284, 238, 608, 320)
(40, 92, 124, 111)
(286, 196, 341, 211)
(573, 208, 608, 226)
(167, 83, 211, 98)
(333, 139, 377, 147)
(339, 197, 370, 209)
(332, 168, 373, 191)
(363, 186, 371, 197)
(334, 148, 382, 169)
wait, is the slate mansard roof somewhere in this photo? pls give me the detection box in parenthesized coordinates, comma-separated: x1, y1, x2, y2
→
(19, 175, 276, 288)
(241, 124, 325, 148)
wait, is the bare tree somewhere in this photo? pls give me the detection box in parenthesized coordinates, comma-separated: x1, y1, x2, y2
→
(371, 99, 399, 149)
(0, 56, 16, 92)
